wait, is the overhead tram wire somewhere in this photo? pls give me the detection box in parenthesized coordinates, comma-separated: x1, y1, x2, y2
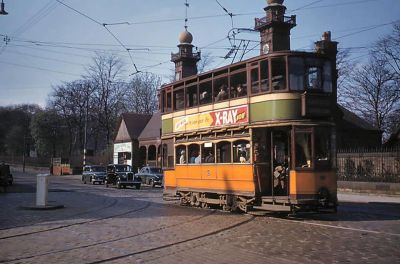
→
(55, 0, 141, 75)
(0, 0, 58, 55)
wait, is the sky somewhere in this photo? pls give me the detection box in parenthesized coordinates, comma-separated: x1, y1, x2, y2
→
(0, 0, 399, 107)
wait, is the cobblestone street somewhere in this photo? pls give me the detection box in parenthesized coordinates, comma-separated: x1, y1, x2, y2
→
(1, 171, 399, 263)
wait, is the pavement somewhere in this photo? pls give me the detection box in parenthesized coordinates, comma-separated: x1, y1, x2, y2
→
(0, 171, 399, 263)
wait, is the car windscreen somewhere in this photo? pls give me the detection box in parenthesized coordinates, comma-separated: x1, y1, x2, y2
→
(149, 168, 162, 174)
(115, 165, 131, 172)
(91, 166, 106, 172)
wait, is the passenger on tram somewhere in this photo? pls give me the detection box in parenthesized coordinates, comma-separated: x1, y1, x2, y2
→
(195, 153, 201, 164)
(239, 146, 247, 163)
(190, 151, 197, 164)
(236, 84, 247, 97)
(215, 84, 228, 102)
(179, 150, 186, 164)
(205, 151, 215, 163)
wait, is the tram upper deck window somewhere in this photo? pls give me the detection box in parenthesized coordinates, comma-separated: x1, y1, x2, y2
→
(305, 58, 322, 90)
(233, 140, 250, 163)
(289, 57, 305, 91)
(250, 67, 260, 94)
(199, 80, 212, 105)
(217, 141, 232, 163)
(186, 84, 198, 108)
(214, 76, 229, 102)
(202, 142, 215, 163)
(271, 57, 287, 91)
(295, 130, 312, 168)
(173, 88, 184, 110)
(165, 90, 172, 112)
(315, 127, 331, 168)
(230, 71, 247, 98)
(323, 61, 333, 93)
(260, 60, 269, 92)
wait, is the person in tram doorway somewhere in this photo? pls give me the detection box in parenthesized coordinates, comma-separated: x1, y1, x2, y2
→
(205, 151, 214, 163)
(179, 150, 185, 164)
(273, 165, 286, 196)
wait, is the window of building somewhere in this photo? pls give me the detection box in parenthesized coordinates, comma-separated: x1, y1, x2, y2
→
(271, 57, 287, 91)
(289, 57, 305, 91)
(230, 71, 247, 98)
(188, 144, 200, 164)
(214, 76, 229, 102)
(202, 142, 215, 163)
(250, 67, 260, 94)
(186, 84, 198, 108)
(216, 141, 231, 163)
(323, 61, 332, 93)
(199, 80, 212, 105)
(260, 60, 269, 92)
(173, 88, 185, 110)
(295, 131, 312, 168)
(176, 145, 186, 165)
(233, 140, 250, 163)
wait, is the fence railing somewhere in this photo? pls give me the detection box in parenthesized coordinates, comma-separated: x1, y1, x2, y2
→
(337, 147, 400, 183)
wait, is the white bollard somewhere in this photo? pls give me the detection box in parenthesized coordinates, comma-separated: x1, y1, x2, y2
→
(36, 174, 49, 207)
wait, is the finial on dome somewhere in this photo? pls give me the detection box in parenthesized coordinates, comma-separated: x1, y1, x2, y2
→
(179, 30, 193, 44)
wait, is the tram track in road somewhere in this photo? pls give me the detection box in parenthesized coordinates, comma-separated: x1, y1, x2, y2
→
(88, 214, 256, 264)
(0, 199, 151, 240)
(2, 206, 221, 263)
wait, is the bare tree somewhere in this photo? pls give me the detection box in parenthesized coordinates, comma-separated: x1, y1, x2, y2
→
(341, 57, 399, 138)
(85, 53, 126, 146)
(336, 48, 355, 102)
(126, 72, 161, 114)
(197, 51, 214, 73)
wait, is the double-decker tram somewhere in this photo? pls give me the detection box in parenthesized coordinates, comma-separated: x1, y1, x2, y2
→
(160, 0, 338, 213)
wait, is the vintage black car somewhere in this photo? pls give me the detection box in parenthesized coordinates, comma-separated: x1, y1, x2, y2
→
(135, 167, 163, 187)
(82, 165, 106, 184)
(105, 164, 141, 189)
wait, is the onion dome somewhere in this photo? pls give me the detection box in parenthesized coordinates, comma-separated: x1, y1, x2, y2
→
(179, 30, 193, 44)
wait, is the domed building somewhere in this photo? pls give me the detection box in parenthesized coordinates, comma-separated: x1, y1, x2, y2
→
(171, 29, 201, 81)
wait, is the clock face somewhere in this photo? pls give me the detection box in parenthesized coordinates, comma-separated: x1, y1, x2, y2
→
(262, 43, 270, 54)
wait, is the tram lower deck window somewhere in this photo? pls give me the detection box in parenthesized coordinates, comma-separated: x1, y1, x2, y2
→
(295, 132, 312, 168)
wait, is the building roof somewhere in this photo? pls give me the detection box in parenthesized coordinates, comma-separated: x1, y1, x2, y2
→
(338, 105, 380, 131)
(138, 112, 161, 141)
(114, 113, 152, 142)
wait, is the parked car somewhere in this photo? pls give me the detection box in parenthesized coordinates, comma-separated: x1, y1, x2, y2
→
(82, 165, 106, 184)
(105, 164, 141, 189)
(135, 166, 163, 187)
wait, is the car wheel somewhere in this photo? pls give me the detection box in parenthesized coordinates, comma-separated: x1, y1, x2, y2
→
(117, 181, 121, 189)
(135, 183, 141, 190)
(91, 177, 95, 185)
(149, 179, 154, 187)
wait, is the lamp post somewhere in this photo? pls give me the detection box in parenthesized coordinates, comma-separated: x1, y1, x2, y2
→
(0, 0, 8, 15)
(83, 83, 90, 168)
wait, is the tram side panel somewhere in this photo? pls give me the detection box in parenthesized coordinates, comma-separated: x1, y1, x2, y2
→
(164, 164, 255, 196)
(289, 170, 337, 205)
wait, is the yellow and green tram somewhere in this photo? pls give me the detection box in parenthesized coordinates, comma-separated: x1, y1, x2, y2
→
(160, 0, 338, 213)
